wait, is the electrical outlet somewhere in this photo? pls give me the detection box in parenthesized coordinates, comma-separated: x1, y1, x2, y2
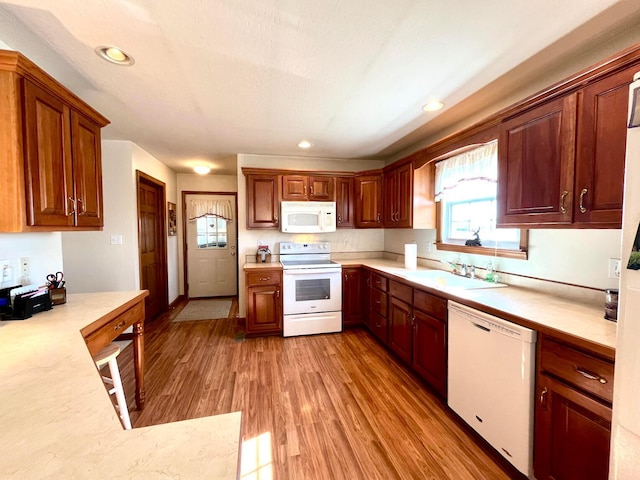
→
(20, 257, 29, 277)
(609, 258, 621, 279)
(0, 259, 15, 285)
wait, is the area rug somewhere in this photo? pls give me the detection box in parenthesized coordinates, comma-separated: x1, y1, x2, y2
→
(173, 299, 232, 322)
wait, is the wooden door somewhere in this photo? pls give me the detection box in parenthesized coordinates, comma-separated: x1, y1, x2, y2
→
(335, 177, 354, 228)
(574, 68, 633, 228)
(355, 174, 382, 228)
(497, 93, 577, 227)
(388, 297, 413, 364)
(246, 284, 282, 335)
(395, 163, 413, 228)
(412, 309, 447, 396)
(342, 267, 361, 326)
(281, 175, 308, 200)
(309, 176, 334, 201)
(246, 174, 280, 229)
(22, 79, 74, 227)
(137, 173, 168, 322)
(71, 112, 103, 227)
(534, 374, 611, 480)
(383, 169, 397, 227)
(185, 193, 237, 298)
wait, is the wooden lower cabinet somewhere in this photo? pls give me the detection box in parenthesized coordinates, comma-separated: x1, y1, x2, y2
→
(245, 269, 282, 336)
(342, 267, 361, 327)
(534, 335, 613, 479)
(412, 309, 447, 397)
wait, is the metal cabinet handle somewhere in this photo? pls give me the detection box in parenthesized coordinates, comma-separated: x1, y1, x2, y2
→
(310, 185, 314, 195)
(540, 387, 548, 408)
(376, 213, 381, 223)
(579, 188, 588, 214)
(575, 366, 607, 384)
(77, 197, 86, 215)
(114, 320, 126, 331)
(337, 215, 342, 224)
(259, 277, 271, 282)
(276, 289, 280, 299)
(560, 190, 569, 214)
(67, 196, 76, 216)
(274, 213, 278, 224)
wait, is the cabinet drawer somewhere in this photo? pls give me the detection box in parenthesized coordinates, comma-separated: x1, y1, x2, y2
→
(370, 311, 388, 343)
(371, 272, 388, 292)
(84, 301, 143, 355)
(370, 288, 388, 317)
(413, 289, 447, 320)
(540, 336, 614, 404)
(389, 280, 412, 304)
(247, 270, 282, 286)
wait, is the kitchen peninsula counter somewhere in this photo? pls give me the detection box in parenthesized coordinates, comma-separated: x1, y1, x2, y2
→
(0, 291, 241, 478)
(341, 258, 616, 359)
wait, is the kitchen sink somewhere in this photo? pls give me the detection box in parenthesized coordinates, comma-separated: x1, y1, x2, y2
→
(397, 269, 507, 290)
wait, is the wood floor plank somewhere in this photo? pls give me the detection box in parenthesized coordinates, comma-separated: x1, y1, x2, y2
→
(120, 298, 515, 479)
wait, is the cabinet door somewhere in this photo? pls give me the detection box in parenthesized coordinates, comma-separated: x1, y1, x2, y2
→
(23, 80, 75, 227)
(71, 112, 103, 227)
(534, 374, 611, 480)
(497, 94, 577, 226)
(574, 69, 633, 227)
(383, 169, 397, 227)
(246, 284, 282, 335)
(412, 309, 447, 397)
(395, 163, 413, 228)
(355, 174, 382, 228)
(342, 267, 361, 326)
(335, 177, 354, 228)
(246, 174, 280, 229)
(309, 176, 334, 201)
(282, 175, 308, 200)
(388, 296, 413, 364)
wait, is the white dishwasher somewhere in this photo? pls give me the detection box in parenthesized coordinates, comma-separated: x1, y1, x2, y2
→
(447, 301, 536, 477)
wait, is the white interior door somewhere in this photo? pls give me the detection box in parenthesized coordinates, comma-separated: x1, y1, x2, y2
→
(186, 194, 237, 298)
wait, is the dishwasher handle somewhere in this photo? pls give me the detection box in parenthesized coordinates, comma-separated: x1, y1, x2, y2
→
(473, 322, 491, 333)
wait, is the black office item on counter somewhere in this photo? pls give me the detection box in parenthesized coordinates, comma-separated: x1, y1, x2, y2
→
(0, 285, 21, 319)
(5, 289, 52, 320)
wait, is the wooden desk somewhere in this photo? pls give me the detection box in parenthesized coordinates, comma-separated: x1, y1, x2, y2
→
(80, 291, 149, 409)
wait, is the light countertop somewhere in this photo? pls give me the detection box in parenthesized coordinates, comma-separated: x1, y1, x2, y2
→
(0, 291, 241, 479)
(244, 262, 282, 270)
(340, 258, 616, 359)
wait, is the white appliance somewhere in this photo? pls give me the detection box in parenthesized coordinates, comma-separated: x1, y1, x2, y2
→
(280, 201, 336, 233)
(447, 301, 536, 477)
(611, 71, 640, 476)
(279, 241, 342, 337)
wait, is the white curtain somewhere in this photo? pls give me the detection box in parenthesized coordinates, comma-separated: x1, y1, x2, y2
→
(187, 199, 233, 222)
(435, 140, 497, 199)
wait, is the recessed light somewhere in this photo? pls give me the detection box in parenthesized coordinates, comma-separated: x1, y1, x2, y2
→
(297, 140, 312, 149)
(95, 46, 135, 66)
(422, 101, 444, 112)
(193, 166, 211, 175)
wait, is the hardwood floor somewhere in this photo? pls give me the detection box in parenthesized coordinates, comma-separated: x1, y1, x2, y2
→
(117, 299, 515, 479)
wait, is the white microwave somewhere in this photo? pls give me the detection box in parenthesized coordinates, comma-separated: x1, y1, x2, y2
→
(280, 201, 336, 233)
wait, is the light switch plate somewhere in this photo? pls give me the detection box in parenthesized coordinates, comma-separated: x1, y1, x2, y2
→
(609, 258, 621, 279)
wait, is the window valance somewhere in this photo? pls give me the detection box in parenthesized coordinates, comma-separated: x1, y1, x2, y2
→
(187, 199, 233, 222)
(435, 140, 497, 199)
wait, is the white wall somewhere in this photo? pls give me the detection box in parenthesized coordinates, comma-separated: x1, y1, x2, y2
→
(61, 141, 180, 304)
(384, 228, 622, 291)
(0, 233, 63, 289)
(176, 173, 239, 296)
(236, 154, 385, 317)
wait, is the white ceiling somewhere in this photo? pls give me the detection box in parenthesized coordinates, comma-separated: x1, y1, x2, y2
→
(0, 0, 639, 174)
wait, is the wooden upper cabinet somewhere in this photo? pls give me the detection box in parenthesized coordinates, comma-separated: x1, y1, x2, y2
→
(383, 162, 413, 228)
(0, 50, 109, 232)
(282, 174, 334, 201)
(573, 68, 634, 228)
(335, 177, 354, 228)
(498, 93, 577, 227)
(246, 173, 280, 229)
(355, 173, 383, 228)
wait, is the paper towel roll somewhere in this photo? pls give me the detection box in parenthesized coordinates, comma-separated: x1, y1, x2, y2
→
(405, 243, 417, 270)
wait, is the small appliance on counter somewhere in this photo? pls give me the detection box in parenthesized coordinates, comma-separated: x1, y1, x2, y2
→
(605, 289, 618, 321)
(256, 246, 272, 263)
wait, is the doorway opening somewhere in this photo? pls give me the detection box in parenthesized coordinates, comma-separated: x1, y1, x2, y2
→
(182, 192, 238, 299)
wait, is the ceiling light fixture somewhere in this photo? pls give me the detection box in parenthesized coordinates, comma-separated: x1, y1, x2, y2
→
(95, 45, 135, 66)
(422, 101, 444, 112)
(193, 166, 211, 175)
(297, 140, 312, 149)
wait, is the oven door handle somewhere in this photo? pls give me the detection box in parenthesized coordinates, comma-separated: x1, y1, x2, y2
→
(283, 268, 341, 275)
